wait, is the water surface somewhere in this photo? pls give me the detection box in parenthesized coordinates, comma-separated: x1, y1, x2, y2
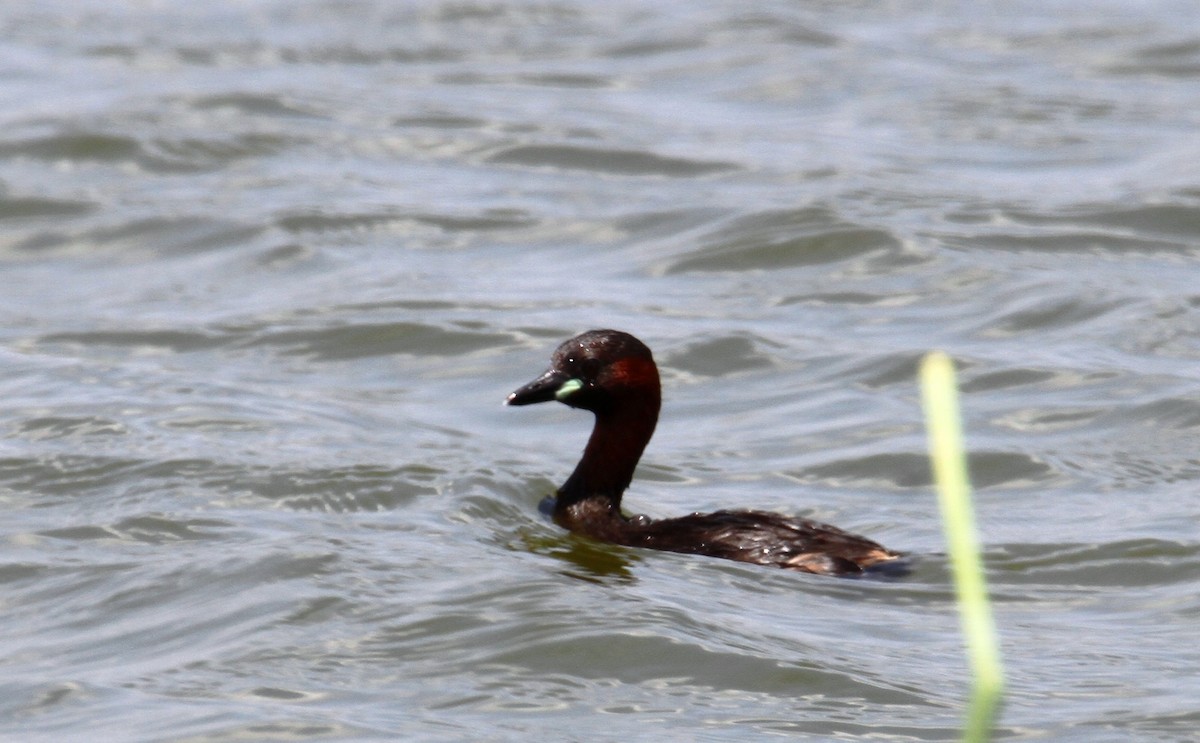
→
(2, 1, 1199, 741)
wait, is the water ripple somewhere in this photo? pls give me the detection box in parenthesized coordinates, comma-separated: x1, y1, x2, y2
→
(486, 144, 739, 177)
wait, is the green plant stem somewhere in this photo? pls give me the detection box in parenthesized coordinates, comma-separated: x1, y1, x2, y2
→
(920, 351, 1005, 743)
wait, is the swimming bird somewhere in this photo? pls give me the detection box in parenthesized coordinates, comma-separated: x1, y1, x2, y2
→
(507, 329, 902, 576)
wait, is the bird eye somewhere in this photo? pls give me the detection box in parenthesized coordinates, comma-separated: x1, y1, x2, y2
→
(580, 358, 603, 380)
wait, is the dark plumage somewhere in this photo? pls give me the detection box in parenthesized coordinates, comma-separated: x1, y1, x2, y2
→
(507, 329, 901, 577)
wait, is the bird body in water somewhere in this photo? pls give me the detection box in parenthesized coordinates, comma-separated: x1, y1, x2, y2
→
(506, 329, 902, 577)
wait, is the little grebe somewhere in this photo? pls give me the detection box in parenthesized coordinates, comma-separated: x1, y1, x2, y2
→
(506, 329, 902, 577)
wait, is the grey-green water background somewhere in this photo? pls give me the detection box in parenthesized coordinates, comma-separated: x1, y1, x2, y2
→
(2, 1, 1199, 741)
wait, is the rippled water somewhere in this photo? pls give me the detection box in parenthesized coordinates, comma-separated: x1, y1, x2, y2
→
(2, 1, 1199, 741)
